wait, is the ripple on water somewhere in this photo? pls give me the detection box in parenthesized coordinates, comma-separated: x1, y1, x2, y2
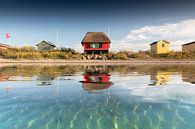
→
(27, 119, 35, 128)
(1, 65, 195, 129)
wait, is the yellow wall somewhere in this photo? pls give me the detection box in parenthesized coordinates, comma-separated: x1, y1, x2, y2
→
(150, 40, 170, 54)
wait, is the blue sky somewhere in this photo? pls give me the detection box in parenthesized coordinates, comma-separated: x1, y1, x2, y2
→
(0, 0, 195, 51)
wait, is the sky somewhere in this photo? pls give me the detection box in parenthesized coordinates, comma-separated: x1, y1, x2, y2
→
(0, 0, 195, 51)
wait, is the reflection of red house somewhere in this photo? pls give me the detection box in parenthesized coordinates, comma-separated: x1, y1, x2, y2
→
(81, 32, 111, 54)
(81, 82, 113, 91)
(83, 74, 110, 83)
(0, 76, 9, 81)
(80, 74, 113, 91)
(80, 66, 113, 92)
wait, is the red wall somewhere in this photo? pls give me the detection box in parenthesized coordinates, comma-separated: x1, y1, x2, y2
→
(102, 43, 109, 49)
(0, 46, 7, 50)
(83, 42, 110, 50)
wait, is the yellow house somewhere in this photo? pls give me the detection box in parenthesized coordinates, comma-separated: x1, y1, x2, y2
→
(150, 40, 170, 54)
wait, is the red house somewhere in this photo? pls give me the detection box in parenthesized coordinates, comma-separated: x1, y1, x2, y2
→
(81, 32, 111, 54)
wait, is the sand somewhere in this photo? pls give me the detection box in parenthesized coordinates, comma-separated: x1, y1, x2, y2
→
(0, 58, 195, 66)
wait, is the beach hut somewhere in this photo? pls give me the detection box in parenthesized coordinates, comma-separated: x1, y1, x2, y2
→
(182, 42, 195, 52)
(0, 43, 11, 50)
(36, 40, 56, 51)
(81, 32, 111, 54)
(150, 40, 170, 54)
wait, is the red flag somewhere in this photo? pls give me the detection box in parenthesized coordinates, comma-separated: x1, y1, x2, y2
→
(6, 33, 11, 38)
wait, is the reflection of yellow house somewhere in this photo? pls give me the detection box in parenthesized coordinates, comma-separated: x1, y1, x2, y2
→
(150, 72, 171, 86)
(150, 40, 170, 54)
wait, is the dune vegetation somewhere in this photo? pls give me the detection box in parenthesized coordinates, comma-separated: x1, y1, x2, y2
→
(0, 46, 82, 60)
(0, 46, 194, 60)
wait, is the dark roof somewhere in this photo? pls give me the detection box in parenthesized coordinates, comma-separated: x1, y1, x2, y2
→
(150, 41, 158, 45)
(0, 43, 11, 47)
(182, 41, 195, 46)
(81, 32, 111, 44)
(150, 40, 169, 45)
(36, 40, 56, 47)
(80, 81, 113, 91)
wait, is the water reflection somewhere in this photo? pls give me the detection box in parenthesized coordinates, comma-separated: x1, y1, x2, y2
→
(80, 66, 113, 92)
(0, 65, 195, 129)
(0, 65, 84, 78)
(149, 71, 171, 86)
(182, 73, 195, 84)
(0, 75, 9, 81)
(8, 76, 35, 81)
(0, 65, 194, 85)
(36, 75, 55, 85)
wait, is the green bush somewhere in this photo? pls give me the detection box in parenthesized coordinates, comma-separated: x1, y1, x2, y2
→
(113, 52, 128, 60)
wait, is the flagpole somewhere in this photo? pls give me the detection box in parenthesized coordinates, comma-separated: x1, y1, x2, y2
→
(107, 26, 110, 38)
(9, 36, 11, 45)
(6, 33, 11, 45)
(56, 30, 59, 49)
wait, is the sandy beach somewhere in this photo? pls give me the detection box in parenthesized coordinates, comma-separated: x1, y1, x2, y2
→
(0, 58, 195, 66)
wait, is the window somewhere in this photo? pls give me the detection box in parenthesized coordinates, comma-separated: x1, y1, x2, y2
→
(90, 43, 102, 48)
(90, 44, 95, 48)
(162, 44, 165, 48)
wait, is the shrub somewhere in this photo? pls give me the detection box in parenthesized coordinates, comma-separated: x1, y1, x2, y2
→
(0, 46, 194, 60)
(113, 52, 128, 60)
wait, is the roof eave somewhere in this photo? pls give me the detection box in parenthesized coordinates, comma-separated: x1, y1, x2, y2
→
(182, 42, 195, 46)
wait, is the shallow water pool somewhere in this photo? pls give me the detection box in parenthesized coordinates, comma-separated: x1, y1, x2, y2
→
(0, 65, 195, 129)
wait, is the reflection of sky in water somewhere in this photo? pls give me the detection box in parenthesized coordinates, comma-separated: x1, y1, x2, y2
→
(111, 74, 195, 104)
(0, 65, 195, 129)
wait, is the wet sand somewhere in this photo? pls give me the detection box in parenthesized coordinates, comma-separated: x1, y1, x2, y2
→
(0, 59, 195, 66)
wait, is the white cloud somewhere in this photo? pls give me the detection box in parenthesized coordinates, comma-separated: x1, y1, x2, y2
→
(112, 75, 195, 104)
(110, 41, 134, 51)
(72, 43, 83, 52)
(112, 19, 195, 51)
